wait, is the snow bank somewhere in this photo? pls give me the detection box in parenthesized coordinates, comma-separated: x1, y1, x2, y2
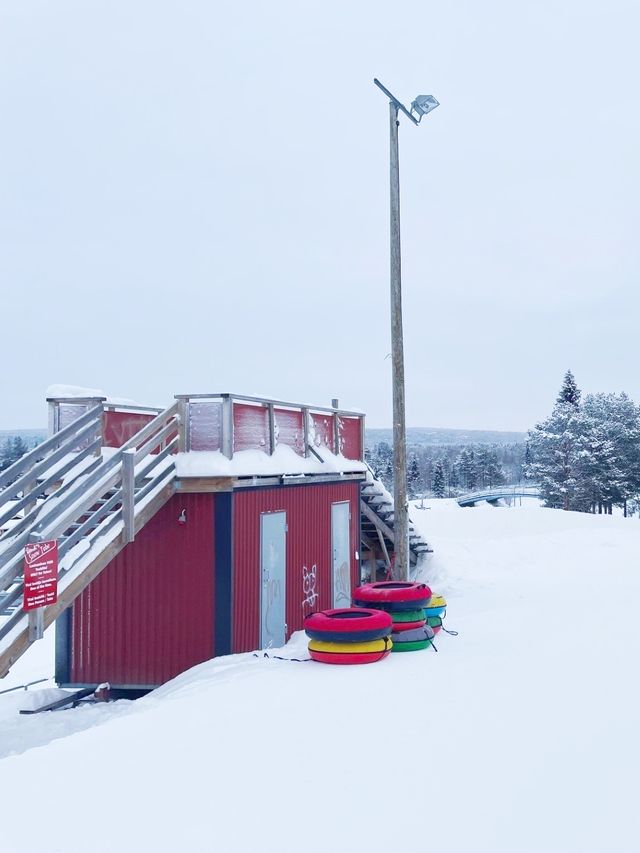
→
(2, 504, 639, 852)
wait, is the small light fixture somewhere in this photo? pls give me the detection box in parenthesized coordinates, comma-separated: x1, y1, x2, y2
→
(178, 509, 187, 524)
(410, 94, 440, 121)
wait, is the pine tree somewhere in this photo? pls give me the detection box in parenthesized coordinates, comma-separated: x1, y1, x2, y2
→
(407, 455, 420, 499)
(432, 460, 446, 498)
(527, 403, 592, 511)
(581, 393, 640, 514)
(0, 435, 29, 472)
(557, 370, 581, 407)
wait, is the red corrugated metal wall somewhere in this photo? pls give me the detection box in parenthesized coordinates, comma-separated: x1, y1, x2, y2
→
(70, 493, 215, 686)
(232, 482, 360, 653)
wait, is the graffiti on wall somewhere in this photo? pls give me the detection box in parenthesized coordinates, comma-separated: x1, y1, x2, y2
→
(301, 563, 319, 613)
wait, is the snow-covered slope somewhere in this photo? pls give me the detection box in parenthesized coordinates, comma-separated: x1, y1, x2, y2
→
(2, 503, 639, 853)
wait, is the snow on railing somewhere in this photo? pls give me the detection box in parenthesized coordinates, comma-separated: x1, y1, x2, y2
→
(457, 484, 541, 504)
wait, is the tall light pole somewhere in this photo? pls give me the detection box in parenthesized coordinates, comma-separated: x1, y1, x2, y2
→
(374, 78, 439, 581)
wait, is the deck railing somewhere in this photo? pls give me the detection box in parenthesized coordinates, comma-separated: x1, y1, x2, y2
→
(174, 393, 365, 462)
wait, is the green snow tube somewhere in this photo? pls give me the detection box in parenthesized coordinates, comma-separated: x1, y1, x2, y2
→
(390, 638, 432, 652)
(391, 609, 425, 623)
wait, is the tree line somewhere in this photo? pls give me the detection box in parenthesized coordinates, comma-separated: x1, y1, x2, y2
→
(0, 435, 33, 473)
(366, 440, 526, 498)
(525, 370, 640, 516)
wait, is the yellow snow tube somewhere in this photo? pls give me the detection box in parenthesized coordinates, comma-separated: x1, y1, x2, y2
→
(308, 637, 392, 654)
(428, 594, 447, 609)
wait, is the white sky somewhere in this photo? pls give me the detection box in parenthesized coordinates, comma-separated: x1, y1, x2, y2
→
(1, 0, 638, 431)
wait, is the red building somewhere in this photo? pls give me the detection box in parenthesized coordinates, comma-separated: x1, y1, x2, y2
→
(54, 392, 367, 690)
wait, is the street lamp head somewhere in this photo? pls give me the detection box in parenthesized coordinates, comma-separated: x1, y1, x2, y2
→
(410, 95, 440, 121)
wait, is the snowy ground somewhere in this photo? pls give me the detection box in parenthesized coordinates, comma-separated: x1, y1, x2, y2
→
(2, 501, 640, 852)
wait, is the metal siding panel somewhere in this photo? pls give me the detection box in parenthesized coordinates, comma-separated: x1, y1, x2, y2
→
(232, 491, 261, 653)
(338, 416, 362, 461)
(309, 413, 335, 451)
(102, 411, 155, 448)
(232, 482, 360, 653)
(273, 408, 304, 456)
(189, 401, 222, 451)
(233, 403, 269, 452)
(70, 493, 215, 686)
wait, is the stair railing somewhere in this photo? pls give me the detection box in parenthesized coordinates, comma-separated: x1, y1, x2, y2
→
(0, 402, 180, 644)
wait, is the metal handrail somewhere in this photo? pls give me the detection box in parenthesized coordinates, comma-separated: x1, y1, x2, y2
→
(174, 392, 364, 419)
(458, 484, 541, 502)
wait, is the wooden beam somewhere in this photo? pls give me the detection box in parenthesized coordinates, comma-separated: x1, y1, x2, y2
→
(175, 477, 235, 493)
(376, 527, 392, 569)
(360, 499, 395, 544)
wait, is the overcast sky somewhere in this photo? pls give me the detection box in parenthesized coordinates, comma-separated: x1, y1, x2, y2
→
(1, 0, 638, 430)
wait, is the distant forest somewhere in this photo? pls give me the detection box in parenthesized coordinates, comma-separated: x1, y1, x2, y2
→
(365, 435, 527, 498)
(0, 431, 44, 472)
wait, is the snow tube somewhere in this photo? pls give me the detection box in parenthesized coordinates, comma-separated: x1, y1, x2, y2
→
(390, 638, 432, 652)
(390, 619, 426, 633)
(308, 638, 390, 654)
(426, 615, 443, 635)
(424, 594, 447, 619)
(353, 582, 432, 612)
(391, 609, 426, 624)
(391, 624, 434, 644)
(304, 608, 392, 643)
(309, 648, 392, 665)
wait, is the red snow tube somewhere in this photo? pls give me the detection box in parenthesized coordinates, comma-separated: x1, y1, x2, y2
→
(353, 582, 432, 612)
(308, 646, 392, 666)
(304, 608, 392, 643)
(391, 619, 426, 633)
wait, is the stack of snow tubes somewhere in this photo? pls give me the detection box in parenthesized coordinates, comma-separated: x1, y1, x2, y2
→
(423, 594, 447, 635)
(303, 608, 393, 664)
(352, 582, 435, 652)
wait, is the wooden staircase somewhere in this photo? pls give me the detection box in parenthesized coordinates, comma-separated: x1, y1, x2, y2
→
(360, 467, 431, 578)
(0, 403, 180, 678)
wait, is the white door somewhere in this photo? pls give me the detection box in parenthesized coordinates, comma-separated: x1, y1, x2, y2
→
(331, 501, 351, 609)
(260, 512, 287, 648)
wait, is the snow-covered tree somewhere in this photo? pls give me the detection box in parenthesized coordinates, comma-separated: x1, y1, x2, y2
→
(581, 393, 640, 514)
(557, 370, 581, 407)
(407, 455, 420, 499)
(0, 436, 29, 472)
(526, 401, 592, 511)
(432, 460, 446, 498)
(527, 372, 640, 514)
(457, 448, 477, 490)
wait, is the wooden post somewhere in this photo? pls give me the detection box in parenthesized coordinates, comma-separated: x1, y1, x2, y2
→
(122, 449, 136, 543)
(389, 99, 409, 580)
(267, 403, 276, 455)
(302, 407, 310, 458)
(176, 398, 189, 453)
(28, 609, 44, 642)
(331, 399, 340, 455)
(222, 396, 234, 460)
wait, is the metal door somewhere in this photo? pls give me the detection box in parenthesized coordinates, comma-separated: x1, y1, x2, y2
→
(260, 511, 287, 648)
(331, 501, 351, 609)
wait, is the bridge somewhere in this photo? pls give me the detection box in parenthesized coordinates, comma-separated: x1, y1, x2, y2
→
(457, 484, 541, 507)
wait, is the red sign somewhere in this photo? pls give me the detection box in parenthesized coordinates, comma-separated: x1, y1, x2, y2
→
(23, 540, 58, 611)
